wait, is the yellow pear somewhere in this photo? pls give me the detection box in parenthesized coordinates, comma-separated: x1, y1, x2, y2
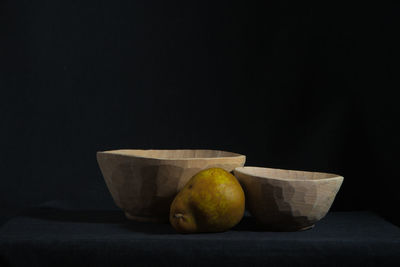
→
(169, 167, 245, 233)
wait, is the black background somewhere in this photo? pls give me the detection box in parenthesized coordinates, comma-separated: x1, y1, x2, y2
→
(1, 1, 399, 225)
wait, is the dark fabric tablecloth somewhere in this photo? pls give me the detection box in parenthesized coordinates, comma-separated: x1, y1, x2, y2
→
(1, 203, 399, 267)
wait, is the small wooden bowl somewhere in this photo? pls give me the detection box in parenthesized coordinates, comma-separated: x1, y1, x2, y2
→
(234, 166, 343, 231)
(97, 149, 246, 223)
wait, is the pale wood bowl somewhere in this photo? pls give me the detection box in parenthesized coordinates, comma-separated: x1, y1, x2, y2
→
(234, 166, 343, 231)
(97, 149, 246, 223)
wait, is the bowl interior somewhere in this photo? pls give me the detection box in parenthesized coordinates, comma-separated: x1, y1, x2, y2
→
(99, 149, 244, 160)
(235, 166, 341, 181)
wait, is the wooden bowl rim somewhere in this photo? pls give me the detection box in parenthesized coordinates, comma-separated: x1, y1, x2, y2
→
(234, 166, 343, 182)
(97, 149, 246, 161)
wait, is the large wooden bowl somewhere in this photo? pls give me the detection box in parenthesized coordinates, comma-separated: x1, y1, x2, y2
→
(233, 166, 343, 231)
(97, 149, 246, 222)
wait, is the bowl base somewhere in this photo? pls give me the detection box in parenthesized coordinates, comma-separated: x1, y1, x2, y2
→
(124, 212, 168, 223)
(298, 224, 315, 231)
(257, 223, 315, 232)
(278, 224, 315, 231)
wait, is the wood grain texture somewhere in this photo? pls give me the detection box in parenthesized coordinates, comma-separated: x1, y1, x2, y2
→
(97, 149, 246, 222)
(234, 167, 343, 231)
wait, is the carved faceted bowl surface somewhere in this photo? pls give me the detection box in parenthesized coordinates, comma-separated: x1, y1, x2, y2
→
(234, 167, 343, 231)
(97, 149, 246, 223)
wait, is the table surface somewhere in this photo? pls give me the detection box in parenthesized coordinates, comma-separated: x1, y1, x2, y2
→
(1, 204, 399, 267)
